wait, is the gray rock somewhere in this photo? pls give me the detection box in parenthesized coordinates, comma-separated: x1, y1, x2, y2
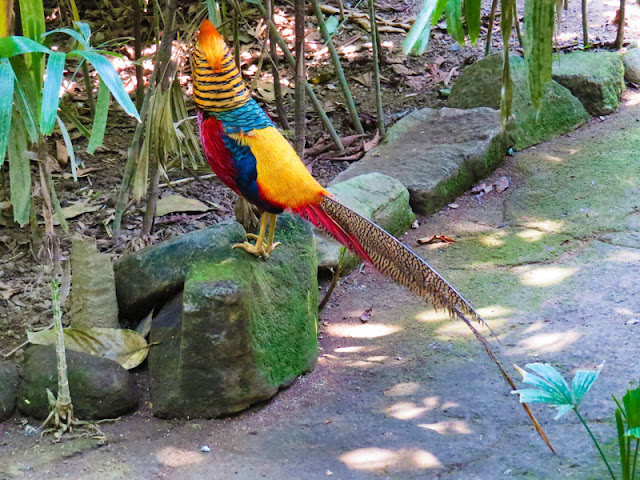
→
(148, 215, 318, 419)
(114, 221, 246, 323)
(333, 107, 512, 214)
(315, 173, 415, 270)
(624, 48, 640, 84)
(552, 51, 625, 115)
(18, 345, 138, 420)
(448, 54, 589, 150)
(0, 361, 18, 422)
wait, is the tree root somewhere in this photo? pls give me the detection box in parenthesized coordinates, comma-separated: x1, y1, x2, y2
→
(40, 389, 107, 443)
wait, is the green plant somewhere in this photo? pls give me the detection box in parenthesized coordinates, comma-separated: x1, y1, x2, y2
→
(512, 362, 640, 480)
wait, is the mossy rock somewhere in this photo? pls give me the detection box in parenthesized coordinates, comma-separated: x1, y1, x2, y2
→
(0, 361, 18, 422)
(148, 215, 318, 419)
(449, 54, 589, 150)
(552, 51, 625, 116)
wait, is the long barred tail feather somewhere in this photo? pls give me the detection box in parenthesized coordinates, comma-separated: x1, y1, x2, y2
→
(300, 195, 484, 325)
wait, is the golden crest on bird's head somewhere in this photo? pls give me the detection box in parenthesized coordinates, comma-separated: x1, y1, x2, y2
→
(197, 19, 227, 72)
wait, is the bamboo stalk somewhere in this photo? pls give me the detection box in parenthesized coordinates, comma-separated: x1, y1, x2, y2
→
(257, 2, 345, 153)
(368, 0, 385, 138)
(311, 0, 364, 135)
(266, 0, 290, 129)
(293, 0, 306, 157)
(582, 0, 589, 47)
(485, 0, 499, 56)
(513, 1, 523, 48)
(614, 0, 626, 49)
(133, 0, 144, 110)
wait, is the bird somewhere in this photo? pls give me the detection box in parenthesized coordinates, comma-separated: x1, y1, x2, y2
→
(190, 20, 555, 451)
(191, 18, 482, 322)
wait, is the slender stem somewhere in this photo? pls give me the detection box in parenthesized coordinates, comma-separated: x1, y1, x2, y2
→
(614, 0, 626, 49)
(133, 0, 144, 110)
(632, 439, 639, 480)
(574, 409, 617, 480)
(311, 0, 364, 134)
(259, 3, 344, 152)
(81, 62, 95, 116)
(51, 278, 72, 409)
(513, 2, 523, 48)
(293, 0, 306, 157)
(485, 0, 499, 56)
(582, 0, 589, 47)
(368, 0, 384, 138)
(266, 0, 290, 130)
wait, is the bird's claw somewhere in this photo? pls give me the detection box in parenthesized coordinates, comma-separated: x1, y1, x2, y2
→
(232, 239, 281, 259)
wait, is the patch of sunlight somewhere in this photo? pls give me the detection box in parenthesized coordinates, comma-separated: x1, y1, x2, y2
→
(522, 220, 565, 233)
(441, 401, 459, 410)
(386, 402, 428, 420)
(615, 307, 639, 316)
(340, 447, 441, 471)
(435, 318, 506, 338)
(418, 420, 472, 435)
(347, 360, 378, 368)
(607, 250, 640, 264)
(517, 229, 544, 242)
(512, 330, 580, 354)
(476, 305, 512, 318)
(326, 323, 401, 338)
(367, 355, 388, 362)
(334, 346, 368, 353)
(479, 232, 506, 247)
(384, 382, 421, 397)
(415, 309, 449, 323)
(541, 154, 565, 163)
(522, 321, 546, 334)
(156, 447, 204, 467)
(518, 266, 577, 287)
(627, 90, 640, 106)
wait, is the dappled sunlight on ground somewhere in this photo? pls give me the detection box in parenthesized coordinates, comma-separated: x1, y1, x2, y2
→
(521, 219, 566, 233)
(541, 154, 566, 163)
(418, 420, 472, 435)
(516, 229, 545, 242)
(384, 381, 421, 396)
(155, 446, 205, 467)
(325, 322, 401, 338)
(605, 249, 640, 264)
(510, 330, 581, 355)
(415, 305, 512, 340)
(340, 447, 442, 471)
(516, 266, 578, 287)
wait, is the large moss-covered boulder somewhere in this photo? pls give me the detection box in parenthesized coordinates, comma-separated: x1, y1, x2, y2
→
(148, 215, 318, 419)
(448, 54, 589, 150)
(0, 361, 18, 422)
(333, 107, 512, 214)
(114, 221, 246, 323)
(18, 345, 138, 420)
(315, 173, 415, 270)
(552, 51, 625, 116)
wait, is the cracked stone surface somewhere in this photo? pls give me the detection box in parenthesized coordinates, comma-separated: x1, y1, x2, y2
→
(1, 96, 640, 480)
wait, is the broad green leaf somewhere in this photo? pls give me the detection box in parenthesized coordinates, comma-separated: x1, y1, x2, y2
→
(7, 110, 30, 226)
(524, 0, 555, 109)
(616, 408, 628, 476)
(431, 0, 449, 26)
(445, 0, 465, 45)
(571, 363, 603, 405)
(325, 16, 340, 36)
(71, 50, 140, 120)
(206, 0, 222, 27)
(40, 51, 66, 136)
(464, 0, 481, 45)
(27, 327, 149, 370)
(403, 0, 438, 55)
(18, 0, 46, 89)
(9, 55, 40, 128)
(626, 427, 640, 439)
(0, 59, 14, 166)
(42, 27, 88, 47)
(0, 36, 51, 58)
(526, 363, 572, 401)
(87, 79, 109, 154)
(56, 115, 77, 181)
(623, 387, 640, 430)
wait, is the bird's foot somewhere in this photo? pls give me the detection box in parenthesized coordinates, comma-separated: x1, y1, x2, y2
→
(232, 235, 281, 259)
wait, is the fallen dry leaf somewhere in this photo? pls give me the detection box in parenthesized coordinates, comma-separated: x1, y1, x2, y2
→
(495, 176, 511, 193)
(352, 72, 373, 88)
(360, 306, 373, 323)
(448, 203, 459, 209)
(417, 235, 456, 245)
(392, 64, 415, 76)
(56, 140, 68, 164)
(364, 130, 380, 152)
(154, 195, 210, 217)
(62, 167, 102, 179)
(53, 202, 102, 225)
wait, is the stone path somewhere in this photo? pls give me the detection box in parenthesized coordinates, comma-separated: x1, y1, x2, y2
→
(1, 93, 640, 480)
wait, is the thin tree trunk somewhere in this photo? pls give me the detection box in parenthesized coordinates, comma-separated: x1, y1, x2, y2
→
(582, 0, 589, 47)
(369, 0, 385, 138)
(293, 0, 306, 157)
(485, 0, 499, 56)
(614, 0, 626, 49)
(133, 0, 144, 110)
(513, 2, 523, 48)
(266, 0, 290, 130)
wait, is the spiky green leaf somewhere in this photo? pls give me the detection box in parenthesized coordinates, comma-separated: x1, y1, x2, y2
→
(87, 79, 109, 154)
(524, 0, 555, 109)
(40, 51, 66, 136)
(0, 36, 51, 58)
(8, 110, 31, 226)
(403, 0, 438, 55)
(571, 363, 603, 405)
(71, 50, 139, 120)
(431, 0, 449, 26)
(42, 27, 88, 47)
(75, 21, 92, 43)
(445, 0, 465, 45)
(464, 0, 481, 45)
(18, 0, 46, 89)
(56, 115, 77, 181)
(623, 387, 640, 430)
(0, 59, 14, 166)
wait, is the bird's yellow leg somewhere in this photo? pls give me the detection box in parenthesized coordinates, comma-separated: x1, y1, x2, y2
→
(233, 213, 269, 257)
(264, 213, 282, 256)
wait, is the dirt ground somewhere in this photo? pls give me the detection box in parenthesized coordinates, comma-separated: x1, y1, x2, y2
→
(1, 0, 640, 479)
